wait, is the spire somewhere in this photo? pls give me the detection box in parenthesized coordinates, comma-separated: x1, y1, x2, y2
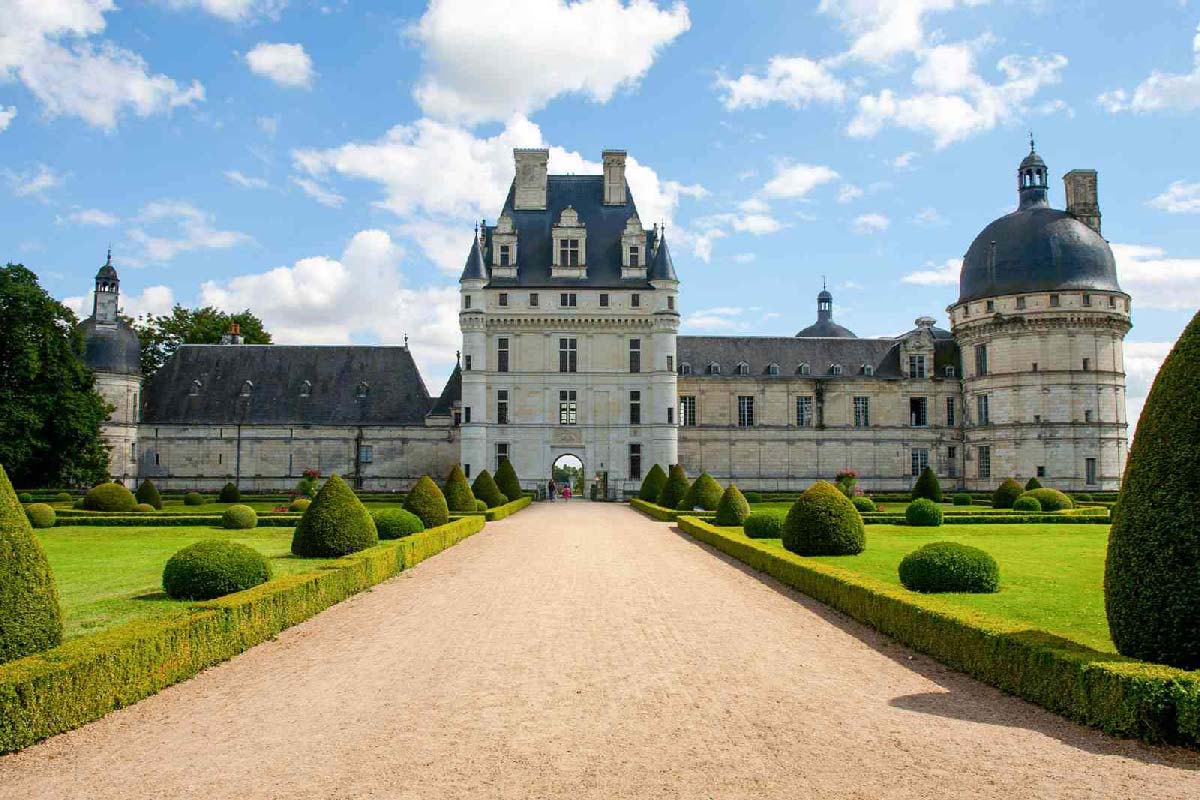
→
(93, 249, 120, 324)
(648, 232, 677, 282)
(816, 285, 833, 323)
(459, 234, 488, 282)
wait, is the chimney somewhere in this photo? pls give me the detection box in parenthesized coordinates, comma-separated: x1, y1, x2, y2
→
(603, 149, 627, 205)
(221, 321, 244, 346)
(1063, 169, 1101, 234)
(512, 148, 548, 210)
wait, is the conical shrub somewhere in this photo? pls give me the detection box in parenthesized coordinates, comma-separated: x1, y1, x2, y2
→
(219, 482, 241, 503)
(472, 469, 507, 508)
(992, 478, 1024, 509)
(656, 464, 689, 509)
(1105, 310, 1200, 668)
(291, 474, 378, 557)
(495, 459, 523, 503)
(403, 475, 449, 528)
(442, 465, 477, 513)
(135, 478, 163, 509)
(0, 464, 63, 663)
(714, 485, 750, 526)
(782, 480, 866, 556)
(638, 464, 667, 502)
(1025, 477, 1042, 491)
(911, 466, 942, 502)
(678, 472, 723, 511)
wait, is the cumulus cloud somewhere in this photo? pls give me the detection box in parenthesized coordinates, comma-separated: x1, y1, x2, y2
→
(409, 0, 690, 123)
(852, 212, 890, 234)
(1112, 243, 1200, 310)
(716, 55, 846, 110)
(1098, 24, 1200, 113)
(890, 151, 918, 170)
(4, 163, 65, 199)
(819, 0, 986, 66)
(837, 184, 863, 204)
(1148, 180, 1200, 214)
(126, 200, 250, 265)
(63, 283, 176, 321)
(902, 257, 960, 285)
(60, 207, 120, 226)
(761, 162, 839, 199)
(1124, 340, 1179, 433)
(0, 105, 15, 131)
(165, 0, 288, 23)
(244, 42, 314, 89)
(912, 206, 943, 225)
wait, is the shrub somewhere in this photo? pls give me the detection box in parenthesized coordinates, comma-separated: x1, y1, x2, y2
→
(218, 482, 241, 503)
(183, 492, 204, 506)
(296, 468, 321, 499)
(83, 482, 136, 512)
(403, 475, 449, 528)
(905, 498, 944, 527)
(0, 465, 63, 663)
(743, 491, 763, 504)
(54, 492, 72, 503)
(442, 465, 477, 513)
(221, 504, 258, 530)
(18, 493, 32, 504)
(782, 481, 866, 556)
(851, 496, 876, 513)
(135, 478, 163, 509)
(495, 459, 523, 503)
(1025, 477, 1043, 491)
(1106, 309, 1200, 669)
(24, 503, 55, 529)
(371, 508, 425, 540)
(72, 499, 84, 509)
(291, 474, 378, 557)
(952, 493, 973, 506)
(1012, 495, 1042, 512)
(637, 464, 668, 502)
(679, 472, 723, 511)
(833, 469, 858, 498)
(898, 542, 999, 593)
(474, 499, 487, 513)
(911, 466, 943, 502)
(656, 464, 689, 510)
(1074, 493, 1093, 502)
(1020, 488, 1073, 512)
(161, 539, 271, 600)
(471, 470, 507, 508)
(743, 511, 784, 539)
(992, 478, 1025, 509)
(288, 498, 311, 513)
(132, 503, 155, 513)
(714, 486, 750, 526)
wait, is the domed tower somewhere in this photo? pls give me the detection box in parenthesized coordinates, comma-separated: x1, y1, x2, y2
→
(77, 251, 142, 485)
(948, 141, 1131, 491)
(795, 284, 856, 338)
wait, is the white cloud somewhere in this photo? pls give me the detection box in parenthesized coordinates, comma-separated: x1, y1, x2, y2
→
(165, 1, 288, 23)
(902, 257, 960, 285)
(912, 206, 943, 224)
(244, 42, 314, 89)
(852, 212, 890, 234)
(716, 55, 846, 110)
(1098, 24, 1200, 113)
(837, 184, 863, 203)
(1124, 340, 1179, 433)
(0, 105, 15, 131)
(127, 200, 250, 264)
(1148, 180, 1200, 214)
(291, 176, 345, 208)
(225, 170, 269, 190)
(761, 162, 839, 199)
(890, 151, 917, 170)
(63, 283, 176, 321)
(1112, 243, 1200, 310)
(257, 115, 279, 137)
(732, 253, 756, 264)
(4, 163, 64, 199)
(819, 0, 986, 66)
(682, 306, 756, 332)
(61, 207, 120, 227)
(733, 214, 784, 235)
(409, 0, 690, 123)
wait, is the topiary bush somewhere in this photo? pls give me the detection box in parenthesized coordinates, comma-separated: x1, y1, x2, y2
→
(911, 466, 943, 502)
(656, 464, 689, 510)
(782, 481, 866, 556)
(743, 511, 784, 539)
(1106, 309, 1200, 668)
(184, 492, 204, 506)
(1025, 477, 1043, 491)
(905, 498, 944, 527)
(403, 475, 449, 529)
(55, 492, 72, 503)
(1074, 493, 1093, 502)
(898, 542, 999, 593)
(851, 496, 876, 513)
(834, 469, 858, 498)
(1012, 495, 1042, 512)
(474, 499, 487, 513)
(17, 493, 32, 504)
(1020, 488, 1072, 512)
(678, 472, 723, 511)
(0, 465, 63, 663)
(132, 503, 155, 513)
(952, 493, 973, 506)
(288, 498, 311, 513)
(992, 478, 1024, 509)
(714, 486, 750, 526)
(219, 482, 241, 503)
(221, 504, 258, 530)
(442, 465, 477, 513)
(83, 482, 136, 512)
(72, 499, 84, 509)
(494, 459, 523, 503)
(162, 539, 272, 600)
(371, 508, 425, 540)
(24, 503, 55, 529)
(291, 474, 378, 557)
(471, 469, 508, 508)
(135, 478, 163, 509)
(743, 491, 763, 504)
(637, 464, 668, 502)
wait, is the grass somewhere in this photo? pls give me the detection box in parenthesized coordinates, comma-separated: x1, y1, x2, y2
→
(35, 525, 337, 639)
(49, 499, 411, 515)
(750, 501, 1043, 515)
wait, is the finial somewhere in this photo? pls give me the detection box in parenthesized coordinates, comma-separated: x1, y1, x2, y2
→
(404, 332, 409, 348)
(106, 246, 112, 266)
(1029, 130, 1035, 154)
(822, 275, 827, 291)
(456, 349, 461, 366)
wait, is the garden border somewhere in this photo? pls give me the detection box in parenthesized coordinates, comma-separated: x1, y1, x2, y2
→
(629, 498, 715, 522)
(51, 514, 302, 527)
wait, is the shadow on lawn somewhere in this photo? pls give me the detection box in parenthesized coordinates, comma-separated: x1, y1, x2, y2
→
(666, 523, 1200, 769)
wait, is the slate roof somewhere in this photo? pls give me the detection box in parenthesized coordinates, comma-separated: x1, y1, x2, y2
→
(648, 236, 677, 282)
(429, 362, 461, 417)
(78, 317, 141, 375)
(142, 345, 432, 425)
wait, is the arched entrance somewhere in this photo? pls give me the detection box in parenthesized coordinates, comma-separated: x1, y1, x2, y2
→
(551, 453, 584, 500)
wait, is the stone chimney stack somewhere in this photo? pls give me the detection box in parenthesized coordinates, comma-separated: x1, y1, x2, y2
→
(512, 148, 548, 210)
(602, 149, 627, 205)
(1063, 169, 1101, 234)
(221, 321, 244, 345)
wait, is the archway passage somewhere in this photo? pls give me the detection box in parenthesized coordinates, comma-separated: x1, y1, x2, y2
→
(551, 454, 583, 500)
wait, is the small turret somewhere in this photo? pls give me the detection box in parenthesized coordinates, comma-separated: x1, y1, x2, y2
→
(93, 249, 120, 326)
(1017, 134, 1049, 210)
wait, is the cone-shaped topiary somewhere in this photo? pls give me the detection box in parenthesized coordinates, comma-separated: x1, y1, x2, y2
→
(678, 472, 723, 511)
(0, 465, 63, 663)
(1106, 310, 1200, 668)
(714, 485, 750, 526)
(905, 498, 943, 527)
(219, 482, 241, 503)
(743, 511, 784, 539)
(83, 482, 136, 512)
(25, 503, 56, 528)
(371, 508, 425, 539)
(291, 474, 378, 557)
(221, 504, 258, 530)
(442, 465, 477, 513)
(135, 478, 163, 509)
(1025, 477, 1042, 491)
(638, 464, 668, 502)
(404, 475, 449, 528)
(911, 466, 942, 502)
(472, 469, 507, 508)
(782, 481, 866, 556)
(1019, 488, 1072, 512)
(162, 539, 271, 600)
(495, 459, 523, 503)
(656, 464, 689, 509)
(899, 542, 999, 593)
(992, 478, 1024, 509)
(1012, 495, 1041, 512)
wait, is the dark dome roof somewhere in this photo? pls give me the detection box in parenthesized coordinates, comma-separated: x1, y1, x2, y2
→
(795, 319, 857, 338)
(817, 289, 832, 301)
(77, 317, 141, 375)
(958, 206, 1120, 304)
(1020, 151, 1045, 169)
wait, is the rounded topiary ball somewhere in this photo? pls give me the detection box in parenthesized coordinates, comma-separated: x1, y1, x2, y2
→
(851, 496, 876, 513)
(55, 492, 72, 503)
(372, 508, 426, 540)
(952, 493, 973, 506)
(743, 511, 784, 539)
(782, 481, 866, 556)
(288, 498, 311, 513)
(1019, 488, 1072, 512)
(404, 475, 449, 528)
(992, 478, 1024, 509)
(135, 479, 163, 510)
(905, 498, 943, 527)
(743, 491, 763, 504)
(184, 492, 204, 506)
(1012, 495, 1042, 512)
(899, 542, 999, 593)
(25, 503, 56, 529)
(714, 486, 750, 526)
(18, 493, 33, 504)
(292, 474, 378, 557)
(132, 503, 155, 513)
(221, 504, 258, 530)
(474, 499, 487, 513)
(1074, 493, 1093, 503)
(162, 539, 271, 600)
(83, 482, 136, 512)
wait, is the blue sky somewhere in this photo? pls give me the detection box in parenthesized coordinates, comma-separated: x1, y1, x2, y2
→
(2, 1, 1198, 424)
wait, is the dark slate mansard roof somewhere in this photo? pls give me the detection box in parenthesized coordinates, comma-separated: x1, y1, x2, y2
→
(428, 362, 461, 417)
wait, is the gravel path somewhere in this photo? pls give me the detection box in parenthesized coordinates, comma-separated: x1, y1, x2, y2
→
(2, 502, 1198, 799)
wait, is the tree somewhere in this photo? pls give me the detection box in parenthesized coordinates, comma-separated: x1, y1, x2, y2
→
(132, 305, 271, 379)
(911, 466, 942, 502)
(0, 264, 110, 488)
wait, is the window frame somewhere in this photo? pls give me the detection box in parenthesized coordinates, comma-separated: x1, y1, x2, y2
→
(559, 337, 578, 373)
(558, 390, 578, 425)
(737, 395, 755, 427)
(679, 395, 697, 426)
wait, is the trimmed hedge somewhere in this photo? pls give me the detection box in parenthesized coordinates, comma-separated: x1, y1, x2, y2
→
(471, 470, 508, 509)
(898, 542, 999, 593)
(443, 465, 477, 513)
(638, 464, 668, 502)
(678, 472, 723, 511)
(132, 503, 155, 513)
(714, 486, 750, 526)
(851, 496, 876, 513)
(743, 511, 784, 539)
(184, 492, 204, 506)
(992, 478, 1024, 509)
(24, 503, 55, 529)
(218, 482, 241, 503)
(676, 516, 1200, 747)
(905, 498, 943, 527)
(782, 481, 865, 556)
(656, 464, 689, 510)
(494, 459, 523, 503)
(17, 493, 33, 504)
(290, 475, 378, 557)
(51, 514, 301, 527)
(1020, 488, 1073, 512)
(135, 479, 163, 510)
(911, 466, 942, 502)
(484, 495, 532, 521)
(288, 498, 311, 513)
(1012, 496, 1042, 512)
(162, 539, 271, 600)
(856, 513, 1109, 526)
(403, 476, 449, 529)
(952, 493, 973, 506)
(629, 498, 715, 523)
(83, 483, 136, 513)
(371, 508, 425, 539)
(743, 491, 763, 504)
(0, 467, 63, 664)
(221, 505, 258, 530)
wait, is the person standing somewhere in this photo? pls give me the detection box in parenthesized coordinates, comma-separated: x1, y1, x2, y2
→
(547, 478, 557, 501)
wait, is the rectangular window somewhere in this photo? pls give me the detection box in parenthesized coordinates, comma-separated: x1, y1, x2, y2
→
(558, 390, 578, 425)
(680, 396, 696, 426)
(629, 246, 640, 268)
(978, 445, 991, 479)
(155, 452, 160, 466)
(667, 296, 675, 310)
(498, 292, 508, 307)
(1050, 294, 1060, 307)
(464, 295, 472, 309)
(974, 344, 988, 376)
(986, 300, 995, 313)
(1032, 362, 1039, 372)
(1109, 295, 1116, 308)
(496, 443, 509, 470)
(629, 443, 642, 480)
(559, 338, 577, 373)
(497, 337, 509, 373)
(463, 406, 471, 424)
(1083, 293, 1092, 307)
(737, 396, 755, 427)
(853, 396, 870, 427)
(464, 464, 470, 478)
(667, 407, 674, 425)
(797, 396, 813, 427)
(976, 394, 990, 425)
(666, 355, 674, 372)
(464, 354, 472, 371)
(946, 397, 956, 426)
(497, 390, 509, 425)
(1085, 409, 1093, 423)
(910, 397, 928, 427)
(631, 293, 641, 308)
(560, 292, 577, 307)
(499, 245, 511, 266)
(1086, 457, 1097, 485)
(629, 390, 641, 425)
(911, 448, 929, 476)
(908, 354, 927, 378)
(629, 338, 641, 373)
(946, 446, 958, 478)
(559, 238, 580, 266)
(1082, 357, 1091, 371)
(530, 293, 539, 307)
(359, 445, 373, 464)
(1016, 296, 1026, 310)
(600, 293, 609, 307)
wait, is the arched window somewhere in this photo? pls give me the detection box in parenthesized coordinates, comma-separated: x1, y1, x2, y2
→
(679, 362, 692, 375)
(735, 361, 750, 376)
(944, 365, 956, 378)
(299, 380, 312, 397)
(830, 364, 843, 376)
(708, 361, 721, 375)
(862, 364, 874, 376)
(356, 381, 370, 399)
(797, 362, 810, 376)
(189, 379, 202, 396)
(240, 380, 253, 397)
(767, 363, 780, 376)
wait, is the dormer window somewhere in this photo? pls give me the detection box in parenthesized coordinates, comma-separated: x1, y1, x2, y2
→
(356, 381, 370, 399)
(240, 380, 253, 397)
(491, 213, 518, 277)
(300, 380, 312, 397)
(767, 363, 780, 376)
(680, 362, 692, 375)
(190, 379, 202, 396)
(798, 362, 811, 376)
(629, 246, 640, 268)
(735, 361, 750, 376)
(559, 239, 581, 266)
(551, 205, 587, 278)
(862, 364, 874, 376)
(621, 213, 646, 278)
(708, 362, 721, 375)
(830, 364, 843, 376)
(499, 245, 511, 266)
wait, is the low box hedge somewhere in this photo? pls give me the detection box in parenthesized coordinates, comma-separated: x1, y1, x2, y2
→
(0, 515, 485, 753)
(484, 495, 532, 521)
(52, 514, 303, 528)
(858, 513, 1111, 526)
(629, 497, 716, 522)
(675, 515, 1200, 746)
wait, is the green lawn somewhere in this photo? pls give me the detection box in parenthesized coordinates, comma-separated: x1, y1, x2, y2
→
(743, 523, 1114, 652)
(750, 501, 1012, 515)
(49, 499, 410, 515)
(35, 525, 337, 639)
